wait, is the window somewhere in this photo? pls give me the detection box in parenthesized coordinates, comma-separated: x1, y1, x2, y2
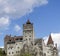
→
(16, 51, 17, 53)
(9, 40, 11, 41)
(18, 51, 20, 53)
(25, 36, 27, 37)
(29, 38, 31, 40)
(9, 52, 10, 54)
(11, 47, 13, 49)
(16, 39, 18, 40)
(44, 53, 46, 56)
(26, 39, 27, 40)
(20, 38, 23, 40)
(30, 36, 31, 37)
(12, 52, 14, 54)
(16, 51, 19, 53)
(47, 51, 49, 53)
(18, 47, 19, 49)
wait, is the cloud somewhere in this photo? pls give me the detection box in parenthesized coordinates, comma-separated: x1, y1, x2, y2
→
(44, 33, 60, 56)
(0, 0, 48, 18)
(0, 46, 4, 48)
(59, 52, 60, 56)
(0, 16, 10, 28)
(14, 25, 21, 32)
(0, 32, 3, 35)
(51, 33, 60, 47)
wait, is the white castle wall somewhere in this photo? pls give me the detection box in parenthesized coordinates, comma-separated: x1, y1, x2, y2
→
(7, 41, 23, 56)
(6, 20, 58, 56)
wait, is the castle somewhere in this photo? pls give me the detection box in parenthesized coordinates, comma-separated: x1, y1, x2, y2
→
(4, 20, 58, 56)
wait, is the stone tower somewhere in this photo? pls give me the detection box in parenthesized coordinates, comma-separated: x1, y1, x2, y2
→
(47, 34, 54, 56)
(23, 20, 34, 46)
(4, 35, 11, 53)
(47, 34, 58, 56)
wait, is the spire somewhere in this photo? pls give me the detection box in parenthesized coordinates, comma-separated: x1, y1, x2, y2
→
(47, 34, 54, 45)
(26, 19, 31, 24)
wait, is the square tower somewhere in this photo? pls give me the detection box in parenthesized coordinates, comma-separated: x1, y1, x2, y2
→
(23, 20, 34, 46)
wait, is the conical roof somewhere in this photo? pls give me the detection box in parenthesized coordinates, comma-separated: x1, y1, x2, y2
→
(26, 19, 31, 24)
(47, 34, 54, 45)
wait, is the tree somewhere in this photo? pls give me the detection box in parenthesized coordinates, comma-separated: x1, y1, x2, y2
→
(0, 48, 6, 56)
(14, 52, 31, 56)
(0, 48, 3, 56)
(20, 52, 31, 56)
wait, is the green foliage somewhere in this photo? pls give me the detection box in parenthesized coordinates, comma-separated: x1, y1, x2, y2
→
(14, 51, 31, 56)
(20, 52, 31, 56)
(0, 48, 6, 56)
(0, 48, 2, 56)
(15, 52, 31, 56)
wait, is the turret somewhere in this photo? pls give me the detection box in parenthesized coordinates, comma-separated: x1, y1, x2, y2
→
(26, 19, 32, 24)
(53, 47, 58, 56)
(47, 34, 54, 47)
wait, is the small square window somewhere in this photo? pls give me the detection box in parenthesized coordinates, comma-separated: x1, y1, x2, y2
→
(30, 36, 31, 37)
(29, 38, 31, 40)
(12, 52, 14, 54)
(47, 51, 49, 53)
(16, 51, 17, 53)
(18, 51, 20, 53)
(18, 47, 19, 49)
(25, 36, 27, 37)
(9, 52, 10, 54)
(26, 39, 27, 40)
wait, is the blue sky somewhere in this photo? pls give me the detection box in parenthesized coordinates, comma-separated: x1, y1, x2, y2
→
(0, 0, 60, 50)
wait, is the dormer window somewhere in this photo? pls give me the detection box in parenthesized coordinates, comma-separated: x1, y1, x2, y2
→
(20, 38, 23, 40)
(9, 40, 11, 41)
(16, 39, 18, 40)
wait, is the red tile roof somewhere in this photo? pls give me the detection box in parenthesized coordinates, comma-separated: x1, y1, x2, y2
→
(4, 35, 23, 43)
(47, 34, 54, 45)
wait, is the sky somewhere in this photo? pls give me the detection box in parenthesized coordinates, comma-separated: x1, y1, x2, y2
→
(0, 0, 60, 55)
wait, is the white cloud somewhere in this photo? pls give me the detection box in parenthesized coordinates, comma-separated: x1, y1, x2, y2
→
(58, 52, 60, 56)
(51, 33, 60, 47)
(0, 16, 10, 28)
(0, 0, 48, 18)
(14, 25, 21, 32)
(0, 32, 3, 35)
(0, 46, 4, 48)
(4, 6, 16, 14)
(44, 33, 60, 56)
